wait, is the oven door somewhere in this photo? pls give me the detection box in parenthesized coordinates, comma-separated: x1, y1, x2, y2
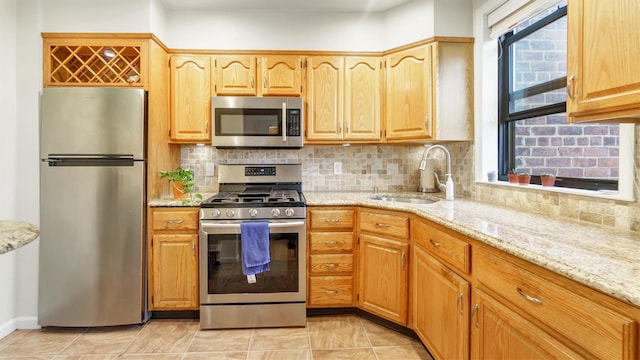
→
(199, 219, 306, 305)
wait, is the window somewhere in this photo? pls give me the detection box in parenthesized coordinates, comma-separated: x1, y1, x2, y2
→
(498, 2, 619, 190)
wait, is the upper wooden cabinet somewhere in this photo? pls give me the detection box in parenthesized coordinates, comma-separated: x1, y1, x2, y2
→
(385, 41, 474, 142)
(260, 55, 304, 96)
(306, 56, 344, 141)
(567, 0, 640, 123)
(384, 45, 433, 141)
(42, 35, 150, 88)
(169, 55, 211, 143)
(344, 57, 382, 142)
(212, 55, 258, 96)
(306, 56, 382, 143)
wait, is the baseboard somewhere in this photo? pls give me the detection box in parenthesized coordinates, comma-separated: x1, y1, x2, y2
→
(15, 316, 40, 330)
(0, 318, 17, 340)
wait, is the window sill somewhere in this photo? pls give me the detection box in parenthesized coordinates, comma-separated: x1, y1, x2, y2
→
(476, 180, 635, 202)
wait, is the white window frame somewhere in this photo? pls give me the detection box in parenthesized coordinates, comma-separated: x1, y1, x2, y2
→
(473, 0, 635, 201)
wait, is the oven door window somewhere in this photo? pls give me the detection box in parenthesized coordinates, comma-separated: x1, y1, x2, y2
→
(215, 109, 282, 137)
(207, 232, 299, 294)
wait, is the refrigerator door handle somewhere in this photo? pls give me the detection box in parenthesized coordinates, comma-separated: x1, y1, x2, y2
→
(44, 155, 135, 167)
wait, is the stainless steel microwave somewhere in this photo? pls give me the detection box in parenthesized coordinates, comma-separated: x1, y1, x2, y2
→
(212, 96, 303, 149)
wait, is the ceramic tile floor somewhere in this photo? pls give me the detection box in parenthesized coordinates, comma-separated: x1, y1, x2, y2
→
(0, 315, 434, 360)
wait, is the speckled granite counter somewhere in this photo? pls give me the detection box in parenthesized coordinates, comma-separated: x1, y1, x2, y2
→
(304, 191, 640, 309)
(0, 220, 39, 255)
(148, 193, 215, 207)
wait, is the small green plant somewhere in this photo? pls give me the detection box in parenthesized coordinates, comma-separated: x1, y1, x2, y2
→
(160, 167, 203, 204)
(539, 172, 555, 177)
(508, 168, 518, 174)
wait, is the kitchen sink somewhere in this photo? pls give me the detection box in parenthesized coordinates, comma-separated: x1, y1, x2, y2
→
(368, 195, 437, 204)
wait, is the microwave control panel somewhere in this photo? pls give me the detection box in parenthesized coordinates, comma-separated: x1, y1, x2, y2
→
(287, 110, 301, 136)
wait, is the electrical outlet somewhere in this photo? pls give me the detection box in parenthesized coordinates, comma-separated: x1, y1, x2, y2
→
(205, 163, 215, 177)
(333, 162, 342, 175)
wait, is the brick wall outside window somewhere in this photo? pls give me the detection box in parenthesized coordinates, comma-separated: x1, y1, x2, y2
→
(511, 6, 619, 179)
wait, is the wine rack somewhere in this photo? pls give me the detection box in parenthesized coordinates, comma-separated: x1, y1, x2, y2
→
(46, 44, 142, 86)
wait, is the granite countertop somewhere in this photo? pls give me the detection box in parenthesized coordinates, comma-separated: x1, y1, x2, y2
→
(0, 220, 39, 255)
(149, 191, 640, 308)
(304, 191, 640, 309)
(148, 193, 215, 207)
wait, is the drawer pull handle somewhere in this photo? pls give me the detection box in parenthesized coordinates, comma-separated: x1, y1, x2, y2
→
(375, 223, 390, 228)
(167, 220, 183, 224)
(324, 290, 338, 295)
(429, 239, 441, 247)
(324, 240, 340, 245)
(325, 218, 341, 223)
(471, 304, 479, 328)
(323, 263, 338, 268)
(401, 252, 406, 269)
(457, 293, 464, 315)
(517, 288, 544, 305)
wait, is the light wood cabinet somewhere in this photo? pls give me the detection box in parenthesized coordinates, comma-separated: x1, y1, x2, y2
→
(384, 45, 433, 141)
(344, 57, 382, 142)
(148, 207, 199, 310)
(212, 55, 257, 96)
(307, 207, 355, 307)
(305, 56, 344, 141)
(306, 56, 382, 143)
(471, 288, 582, 359)
(384, 41, 473, 142)
(358, 208, 409, 325)
(474, 247, 638, 359)
(413, 245, 469, 360)
(567, 0, 640, 123)
(411, 217, 471, 360)
(260, 55, 304, 96)
(169, 55, 211, 143)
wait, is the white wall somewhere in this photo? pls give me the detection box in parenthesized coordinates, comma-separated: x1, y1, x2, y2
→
(434, 0, 473, 37)
(383, 0, 434, 49)
(164, 9, 385, 51)
(41, 0, 152, 32)
(0, 0, 19, 338)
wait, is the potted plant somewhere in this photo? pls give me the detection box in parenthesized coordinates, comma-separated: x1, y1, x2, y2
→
(507, 169, 519, 184)
(517, 172, 531, 185)
(540, 172, 556, 187)
(160, 167, 202, 203)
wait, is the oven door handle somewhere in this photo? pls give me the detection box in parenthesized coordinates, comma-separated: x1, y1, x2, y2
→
(202, 221, 305, 230)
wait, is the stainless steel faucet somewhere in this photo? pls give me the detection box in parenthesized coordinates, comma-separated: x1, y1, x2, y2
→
(419, 144, 454, 200)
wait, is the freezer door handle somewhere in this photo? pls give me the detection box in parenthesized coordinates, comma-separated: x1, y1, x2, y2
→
(44, 155, 136, 167)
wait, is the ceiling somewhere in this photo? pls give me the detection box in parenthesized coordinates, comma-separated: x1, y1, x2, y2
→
(159, 0, 415, 12)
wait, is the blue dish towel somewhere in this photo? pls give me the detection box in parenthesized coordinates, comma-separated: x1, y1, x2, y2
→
(240, 222, 271, 276)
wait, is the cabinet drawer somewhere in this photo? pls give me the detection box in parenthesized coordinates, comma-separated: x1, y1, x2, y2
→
(309, 232, 353, 253)
(360, 210, 408, 239)
(309, 209, 354, 229)
(152, 209, 199, 231)
(476, 248, 637, 360)
(310, 254, 353, 275)
(309, 276, 353, 307)
(413, 219, 470, 274)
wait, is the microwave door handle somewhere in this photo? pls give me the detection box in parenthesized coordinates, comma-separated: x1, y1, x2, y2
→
(282, 102, 287, 143)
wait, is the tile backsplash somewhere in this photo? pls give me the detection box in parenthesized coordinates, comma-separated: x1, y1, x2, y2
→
(181, 126, 639, 233)
(180, 144, 471, 194)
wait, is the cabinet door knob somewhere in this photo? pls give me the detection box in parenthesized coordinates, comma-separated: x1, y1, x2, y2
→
(324, 290, 338, 295)
(375, 222, 390, 228)
(429, 239, 441, 247)
(457, 293, 464, 315)
(567, 74, 576, 100)
(471, 304, 479, 328)
(324, 240, 339, 245)
(323, 263, 338, 268)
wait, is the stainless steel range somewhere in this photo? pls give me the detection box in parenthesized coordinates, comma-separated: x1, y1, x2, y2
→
(199, 164, 306, 329)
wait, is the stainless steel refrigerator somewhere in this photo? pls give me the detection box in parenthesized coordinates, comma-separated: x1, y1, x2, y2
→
(39, 87, 149, 327)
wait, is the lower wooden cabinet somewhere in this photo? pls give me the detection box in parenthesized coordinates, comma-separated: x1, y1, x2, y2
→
(471, 288, 582, 359)
(358, 233, 409, 325)
(148, 207, 199, 310)
(307, 207, 355, 307)
(413, 245, 469, 360)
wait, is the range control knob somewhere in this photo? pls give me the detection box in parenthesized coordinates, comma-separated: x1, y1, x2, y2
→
(249, 208, 258, 217)
(210, 209, 221, 218)
(271, 208, 281, 217)
(226, 209, 236, 218)
(285, 208, 295, 217)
